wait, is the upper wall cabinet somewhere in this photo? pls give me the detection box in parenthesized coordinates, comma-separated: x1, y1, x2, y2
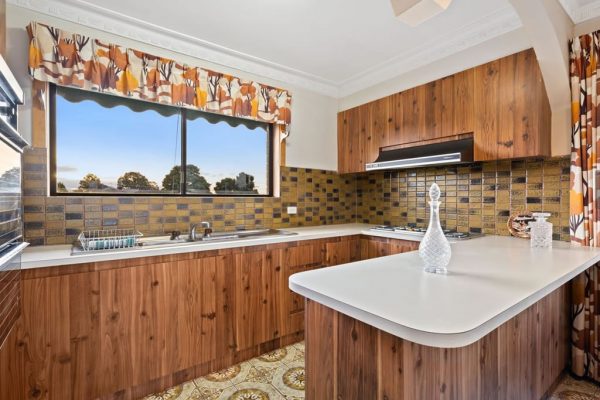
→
(337, 49, 551, 173)
(473, 49, 551, 160)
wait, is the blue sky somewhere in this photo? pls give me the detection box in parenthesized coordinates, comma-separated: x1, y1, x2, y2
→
(56, 95, 269, 193)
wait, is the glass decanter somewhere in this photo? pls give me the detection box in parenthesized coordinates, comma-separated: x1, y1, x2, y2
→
(419, 183, 452, 274)
(529, 212, 553, 248)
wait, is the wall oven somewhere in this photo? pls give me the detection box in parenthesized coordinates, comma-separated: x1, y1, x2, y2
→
(0, 54, 28, 253)
(0, 54, 29, 347)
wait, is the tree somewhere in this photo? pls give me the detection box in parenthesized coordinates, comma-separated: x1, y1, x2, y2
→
(56, 182, 67, 192)
(161, 165, 210, 193)
(117, 171, 159, 191)
(188, 165, 211, 192)
(0, 167, 19, 184)
(0, 167, 19, 191)
(79, 173, 105, 190)
(214, 177, 237, 192)
(214, 172, 258, 193)
(234, 172, 257, 193)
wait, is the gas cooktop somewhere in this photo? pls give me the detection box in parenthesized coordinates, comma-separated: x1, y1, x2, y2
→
(369, 225, 479, 240)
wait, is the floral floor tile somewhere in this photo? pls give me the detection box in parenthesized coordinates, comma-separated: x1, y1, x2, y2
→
(270, 361, 305, 398)
(143, 384, 185, 400)
(192, 376, 235, 400)
(221, 381, 285, 399)
(144, 380, 202, 400)
(549, 375, 600, 400)
(250, 347, 295, 368)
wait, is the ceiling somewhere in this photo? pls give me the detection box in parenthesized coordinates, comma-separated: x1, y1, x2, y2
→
(559, 0, 600, 23)
(9, 0, 600, 97)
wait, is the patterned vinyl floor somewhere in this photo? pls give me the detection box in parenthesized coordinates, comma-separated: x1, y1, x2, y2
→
(549, 375, 600, 399)
(144, 341, 599, 400)
(144, 342, 305, 400)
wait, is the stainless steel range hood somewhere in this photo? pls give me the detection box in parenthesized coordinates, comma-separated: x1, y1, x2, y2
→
(365, 137, 474, 171)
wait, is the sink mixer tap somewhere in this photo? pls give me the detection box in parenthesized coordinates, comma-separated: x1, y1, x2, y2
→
(190, 221, 212, 241)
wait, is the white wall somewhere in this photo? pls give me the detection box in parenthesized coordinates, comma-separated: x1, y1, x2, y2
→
(5, 5, 339, 171)
(574, 15, 600, 37)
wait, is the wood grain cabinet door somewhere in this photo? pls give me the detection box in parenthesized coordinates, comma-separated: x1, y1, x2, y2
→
(453, 69, 475, 135)
(234, 250, 282, 350)
(324, 238, 361, 266)
(474, 49, 551, 161)
(423, 81, 442, 141)
(360, 237, 419, 260)
(389, 92, 403, 146)
(363, 98, 391, 164)
(401, 87, 424, 145)
(277, 243, 325, 336)
(337, 107, 363, 174)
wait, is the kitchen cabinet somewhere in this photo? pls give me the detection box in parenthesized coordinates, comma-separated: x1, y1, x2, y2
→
(0, 234, 416, 400)
(338, 107, 363, 173)
(337, 48, 550, 174)
(473, 49, 551, 160)
(453, 69, 475, 135)
(364, 97, 392, 168)
(360, 235, 419, 259)
(399, 87, 425, 145)
(325, 236, 362, 266)
(235, 250, 282, 350)
(305, 284, 569, 399)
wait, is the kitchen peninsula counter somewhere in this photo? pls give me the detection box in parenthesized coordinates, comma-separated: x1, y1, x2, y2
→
(290, 236, 600, 399)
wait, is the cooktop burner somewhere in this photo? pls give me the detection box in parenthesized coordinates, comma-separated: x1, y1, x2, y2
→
(370, 225, 478, 240)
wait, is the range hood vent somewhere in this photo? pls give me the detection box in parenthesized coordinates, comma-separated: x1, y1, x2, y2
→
(365, 137, 474, 171)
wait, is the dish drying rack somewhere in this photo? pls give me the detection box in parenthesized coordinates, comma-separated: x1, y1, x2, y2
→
(77, 228, 143, 252)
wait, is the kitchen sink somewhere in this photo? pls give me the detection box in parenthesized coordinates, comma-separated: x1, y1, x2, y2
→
(140, 228, 297, 247)
(72, 228, 298, 254)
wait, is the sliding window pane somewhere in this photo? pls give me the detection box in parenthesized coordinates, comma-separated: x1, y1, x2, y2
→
(54, 87, 182, 194)
(186, 111, 270, 195)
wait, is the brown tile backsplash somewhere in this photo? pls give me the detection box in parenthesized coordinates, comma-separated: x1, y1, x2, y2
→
(22, 146, 571, 245)
(356, 157, 571, 241)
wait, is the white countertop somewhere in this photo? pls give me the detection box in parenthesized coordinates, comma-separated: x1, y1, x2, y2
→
(289, 236, 600, 348)
(22, 223, 384, 269)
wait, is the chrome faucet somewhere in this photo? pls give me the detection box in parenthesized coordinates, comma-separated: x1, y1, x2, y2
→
(190, 221, 212, 241)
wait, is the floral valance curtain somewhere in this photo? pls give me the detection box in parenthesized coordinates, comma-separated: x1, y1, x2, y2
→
(26, 21, 292, 127)
(569, 31, 600, 383)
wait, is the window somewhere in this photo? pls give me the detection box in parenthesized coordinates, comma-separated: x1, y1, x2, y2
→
(50, 85, 273, 196)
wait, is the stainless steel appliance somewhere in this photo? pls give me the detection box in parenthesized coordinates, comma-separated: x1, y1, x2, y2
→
(0, 54, 28, 253)
(369, 225, 480, 240)
(365, 137, 474, 171)
(0, 54, 29, 347)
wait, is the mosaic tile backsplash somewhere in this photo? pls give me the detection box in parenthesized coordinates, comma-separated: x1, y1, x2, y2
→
(356, 157, 571, 241)
(22, 146, 571, 245)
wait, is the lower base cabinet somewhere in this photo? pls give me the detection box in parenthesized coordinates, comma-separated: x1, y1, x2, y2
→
(305, 284, 569, 400)
(0, 234, 416, 400)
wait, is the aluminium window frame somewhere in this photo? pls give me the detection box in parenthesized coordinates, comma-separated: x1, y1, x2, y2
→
(48, 83, 274, 197)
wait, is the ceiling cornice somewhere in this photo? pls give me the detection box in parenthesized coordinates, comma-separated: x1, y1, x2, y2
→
(559, 0, 600, 24)
(8, 0, 523, 99)
(8, 0, 340, 96)
(337, 6, 522, 97)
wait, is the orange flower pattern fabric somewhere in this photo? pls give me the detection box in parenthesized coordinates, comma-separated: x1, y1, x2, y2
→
(26, 21, 292, 126)
(569, 32, 600, 383)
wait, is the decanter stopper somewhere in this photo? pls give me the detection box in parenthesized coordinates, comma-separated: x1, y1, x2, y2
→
(429, 183, 441, 202)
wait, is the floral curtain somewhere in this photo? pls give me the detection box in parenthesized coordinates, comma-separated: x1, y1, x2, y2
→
(26, 21, 292, 127)
(569, 31, 600, 383)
